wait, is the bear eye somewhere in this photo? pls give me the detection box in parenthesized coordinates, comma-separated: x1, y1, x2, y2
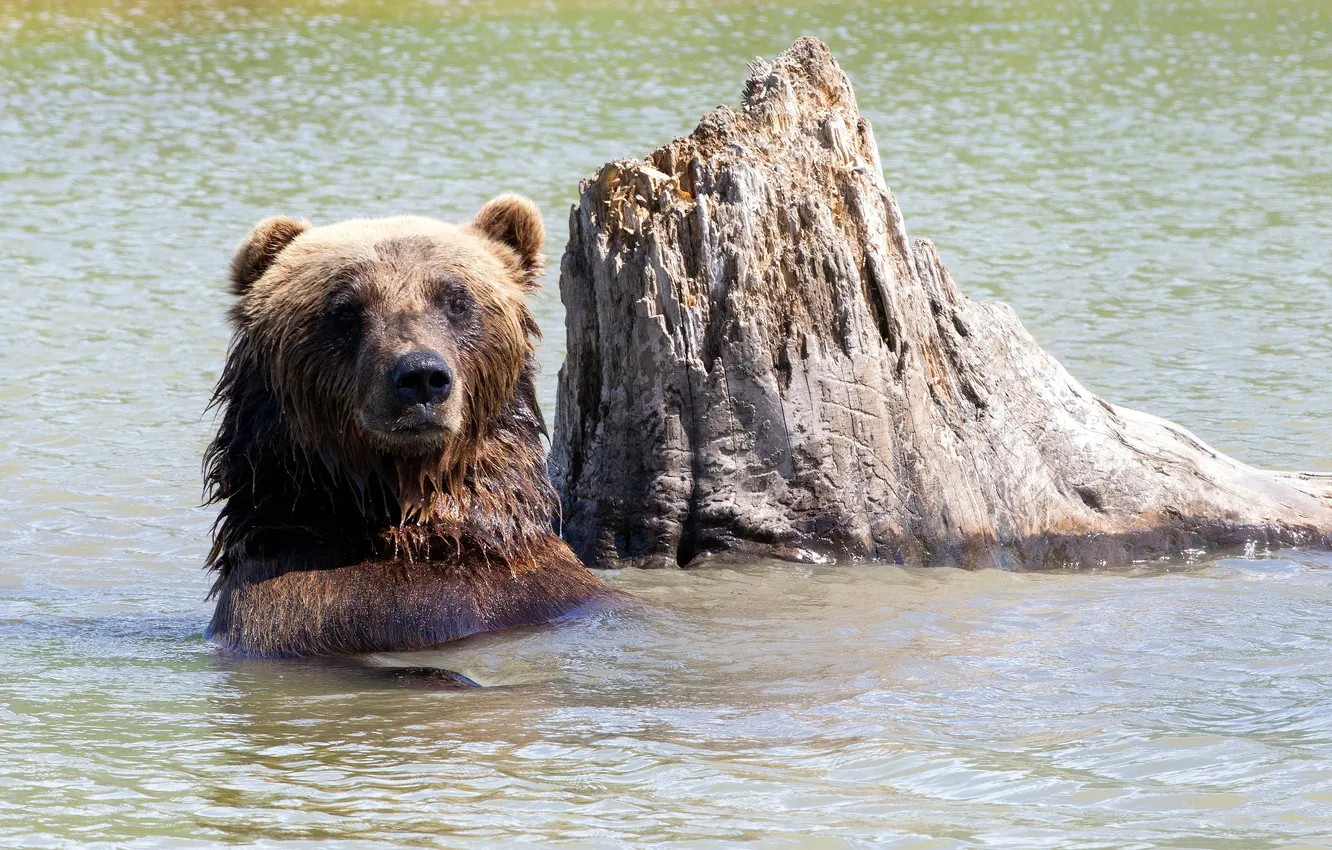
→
(323, 297, 363, 347)
(439, 286, 473, 319)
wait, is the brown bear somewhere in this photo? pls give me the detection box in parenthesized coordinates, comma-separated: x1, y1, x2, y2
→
(203, 196, 608, 658)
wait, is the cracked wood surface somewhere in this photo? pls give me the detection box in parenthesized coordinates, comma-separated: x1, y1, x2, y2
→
(549, 37, 1332, 569)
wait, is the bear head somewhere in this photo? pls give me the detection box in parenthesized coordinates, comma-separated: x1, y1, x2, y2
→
(220, 195, 546, 506)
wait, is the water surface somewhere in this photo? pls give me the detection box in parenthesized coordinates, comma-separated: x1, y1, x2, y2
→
(2, 0, 1331, 845)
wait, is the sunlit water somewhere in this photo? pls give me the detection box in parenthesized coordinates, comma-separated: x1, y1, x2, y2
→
(2, 1, 1331, 846)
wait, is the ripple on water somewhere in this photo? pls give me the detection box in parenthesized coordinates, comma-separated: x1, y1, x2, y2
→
(3, 0, 1332, 846)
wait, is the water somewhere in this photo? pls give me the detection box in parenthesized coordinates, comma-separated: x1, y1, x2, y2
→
(2, 0, 1331, 845)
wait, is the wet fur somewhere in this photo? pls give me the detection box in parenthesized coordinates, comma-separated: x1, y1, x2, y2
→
(204, 202, 607, 658)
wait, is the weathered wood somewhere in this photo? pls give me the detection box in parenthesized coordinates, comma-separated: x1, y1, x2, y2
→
(549, 37, 1332, 570)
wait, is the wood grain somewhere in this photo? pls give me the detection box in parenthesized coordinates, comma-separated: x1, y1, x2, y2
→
(550, 37, 1332, 569)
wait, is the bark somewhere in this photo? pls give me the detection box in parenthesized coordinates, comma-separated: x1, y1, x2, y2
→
(549, 37, 1332, 570)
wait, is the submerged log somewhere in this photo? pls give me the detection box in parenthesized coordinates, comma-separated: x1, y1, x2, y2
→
(549, 37, 1332, 570)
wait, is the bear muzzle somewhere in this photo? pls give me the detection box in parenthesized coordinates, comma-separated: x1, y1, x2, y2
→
(358, 349, 461, 447)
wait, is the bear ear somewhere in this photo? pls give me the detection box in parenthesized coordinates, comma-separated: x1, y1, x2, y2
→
(230, 216, 310, 296)
(470, 194, 545, 286)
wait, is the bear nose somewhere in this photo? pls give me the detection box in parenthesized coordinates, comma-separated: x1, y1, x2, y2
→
(389, 351, 453, 406)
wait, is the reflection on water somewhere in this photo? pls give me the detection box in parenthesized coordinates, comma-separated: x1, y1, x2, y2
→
(2, 0, 1331, 845)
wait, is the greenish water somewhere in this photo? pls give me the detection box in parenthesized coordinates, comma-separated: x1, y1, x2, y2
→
(2, 1, 1331, 846)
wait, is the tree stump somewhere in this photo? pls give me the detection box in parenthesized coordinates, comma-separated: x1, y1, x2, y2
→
(549, 37, 1332, 570)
